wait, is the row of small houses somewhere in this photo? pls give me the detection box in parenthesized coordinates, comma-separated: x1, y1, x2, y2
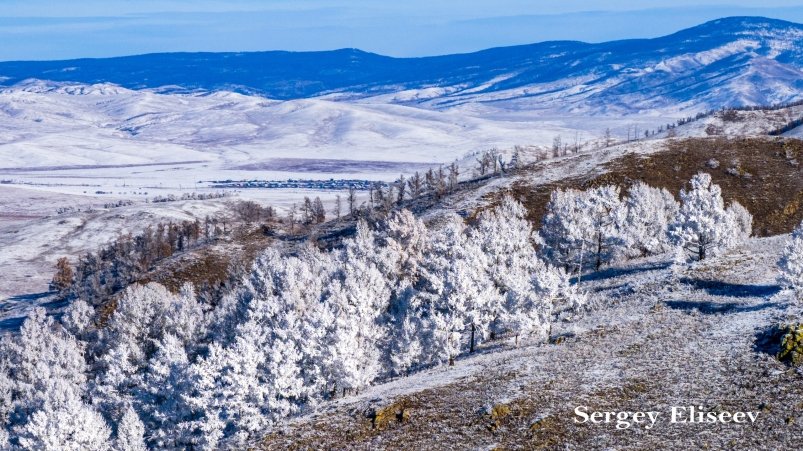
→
(208, 178, 386, 190)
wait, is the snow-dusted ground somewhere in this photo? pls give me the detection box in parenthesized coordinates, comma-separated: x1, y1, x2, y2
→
(262, 236, 801, 449)
(785, 123, 803, 137)
(0, 82, 669, 171)
(660, 105, 803, 139)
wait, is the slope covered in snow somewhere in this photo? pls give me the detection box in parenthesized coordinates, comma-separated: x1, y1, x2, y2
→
(0, 82, 610, 171)
(658, 104, 803, 138)
(784, 123, 803, 137)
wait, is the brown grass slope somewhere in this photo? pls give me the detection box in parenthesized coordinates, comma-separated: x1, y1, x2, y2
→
(506, 137, 803, 236)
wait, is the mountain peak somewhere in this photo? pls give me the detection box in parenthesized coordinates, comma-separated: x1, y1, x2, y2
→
(671, 16, 803, 38)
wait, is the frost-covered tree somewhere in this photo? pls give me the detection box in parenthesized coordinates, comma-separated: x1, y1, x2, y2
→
(16, 382, 111, 451)
(540, 188, 589, 271)
(140, 333, 192, 448)
(540, 186, 626, 274)
(584, 186, 627, 270)
(374, 210, 432, 375)
(315, 221, 391, 395)
(178, 343, 226, 449)
(325, 281, 378, 393)
(264, 309, 305, 417)
(421, 215, 498, 362)
(624, 182, 679, 257)
(91, 282, 205, 428)
(430, 301, 466, 367)
(779, 220, 803, 294)
(388, 313, 424, 375)
(61, 298, 95, 339)
(472, 197, 532, 291)
(444, 252, 497, 355)
(1, 308, 87, 430)
(727, 200, 753, 241)
(254, 248, 334, 401)
(207, 320, 273, 445)
(377, 209, 429, 287)
(471, 195, 540, 337)
(668, 173, 739, 261)
(115, 406, 146, 451)
(504, 259, 576, 345)
(0, 308, 111, 450)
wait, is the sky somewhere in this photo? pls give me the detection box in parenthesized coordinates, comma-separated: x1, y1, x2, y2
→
(1, 1, 803, 61)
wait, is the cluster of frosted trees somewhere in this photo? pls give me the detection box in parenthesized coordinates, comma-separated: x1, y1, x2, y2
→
(0, 197, 585, 449)
(0, 173, 756, 449)
(539, 173, 752, 271)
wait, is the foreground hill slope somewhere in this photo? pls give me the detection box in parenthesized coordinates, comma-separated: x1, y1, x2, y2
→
(0, 17, 802, 113)
(261, 237, 799, 449)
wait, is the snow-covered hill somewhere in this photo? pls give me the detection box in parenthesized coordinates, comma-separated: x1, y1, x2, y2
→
(785, 123, 803, 137)
(0, 17, 801, 114)
(0, 81, 609, 171)
(659, 104, 803, 138)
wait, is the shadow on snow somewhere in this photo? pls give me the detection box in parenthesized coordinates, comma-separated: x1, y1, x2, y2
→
(664, 299, 784, 315)
(678, 278, 782, 298)
(572, 261, 672, 284)
(0, 291, 62, 332)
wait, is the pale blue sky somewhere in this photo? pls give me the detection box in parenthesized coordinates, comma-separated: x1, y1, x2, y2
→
(1, 1, 803, 61)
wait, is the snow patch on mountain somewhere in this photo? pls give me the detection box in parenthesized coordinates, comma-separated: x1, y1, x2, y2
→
(653, 40, 760, 73)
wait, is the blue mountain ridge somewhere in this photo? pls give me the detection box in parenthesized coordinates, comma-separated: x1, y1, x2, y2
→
(1, 17, 801, 110)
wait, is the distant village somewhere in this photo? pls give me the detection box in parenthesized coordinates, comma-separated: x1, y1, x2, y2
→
(207, 178, 387, 190)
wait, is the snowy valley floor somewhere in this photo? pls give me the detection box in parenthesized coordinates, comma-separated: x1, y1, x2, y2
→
(260, 236, 803, 449)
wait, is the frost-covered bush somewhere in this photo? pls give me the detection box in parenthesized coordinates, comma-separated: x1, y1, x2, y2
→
(668, 173, 739, 261)
(624, 182, 679, 257)
(540, 186, 627, 273)
(727, 200, 753, 240)
(0, 308, 112, 450)
(779, 221, 803, 294)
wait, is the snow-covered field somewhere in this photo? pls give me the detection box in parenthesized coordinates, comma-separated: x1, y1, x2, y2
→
(0, 82, 661, 171)
(785, 123, 803, 137)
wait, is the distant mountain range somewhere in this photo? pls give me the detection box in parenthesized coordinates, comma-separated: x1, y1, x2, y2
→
(1, 17, 802, 114)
